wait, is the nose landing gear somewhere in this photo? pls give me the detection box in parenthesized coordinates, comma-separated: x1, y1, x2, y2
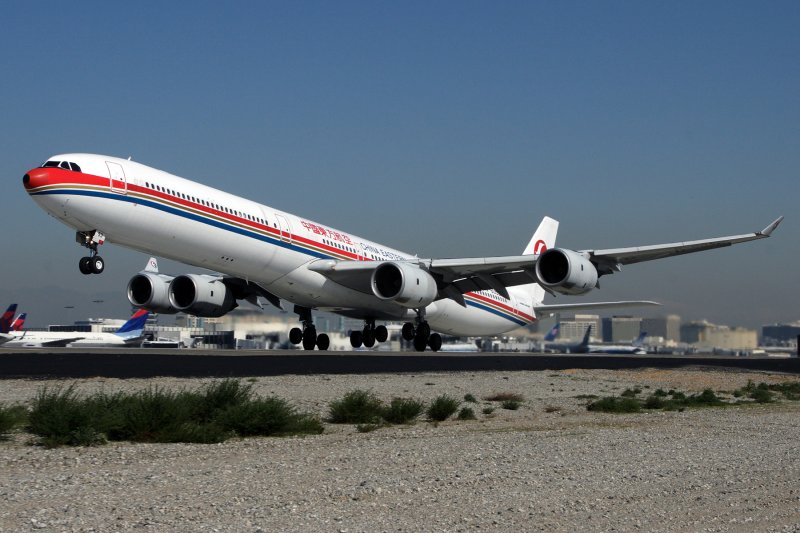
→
(76, 230, 106, 275)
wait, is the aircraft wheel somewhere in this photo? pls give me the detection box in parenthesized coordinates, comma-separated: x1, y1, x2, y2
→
(428, 333, 442, 352)
(90, 256, 105, 274)
(362, 327, 375, 348)
(350, 330, 363, 348)
(413, 333, 428, 352)
(302, 326, 317, 350)
(401, 323, 415, 341)
(79, 257, 92, 275)
(418, 321, 431, 340)
(316, 333, 330, 351)
(375, 325, 388, 343)
(289, 327, 303, 345)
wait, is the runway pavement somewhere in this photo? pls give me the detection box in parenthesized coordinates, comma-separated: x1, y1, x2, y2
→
(0, 348, 798, 378)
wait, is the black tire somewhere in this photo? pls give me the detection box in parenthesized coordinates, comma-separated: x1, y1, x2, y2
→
(302, 333, 316, 351)
(374, 325, 388, 343)
(413, 333, 428, 352)
(418, 321, 431, 339)
(350, 330, 363, 348)
(289, 327, 303, 345)
(91, 256, 104, 274)
(428, 333, 442, 352)
(401, 322, 415, 341)
(363, 328, 375, 348)
(316, 333, 330, 351)
(78, 257, 92, 275)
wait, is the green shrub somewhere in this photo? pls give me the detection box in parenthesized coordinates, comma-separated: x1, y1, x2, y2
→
(427, 395, 459, 421)
(685, 389, 725, 407)
(356, 423, 382, 433)
(749, 388, 774, 404)
(0, 405, 28, 438)
(620, 388, 642, 398)
(463, 393, 477, 403)
(653, 389, 668, 397)
(768, 382, 800, 400)
(382, 398, 424, 424)
(482, 406, 495, 415)
(328, 390, 384, 424)
(501, 400, 521, 410)
(484, 392, 524, 402)
(457, 407, 476, 420)
(587, 397, 641, 413)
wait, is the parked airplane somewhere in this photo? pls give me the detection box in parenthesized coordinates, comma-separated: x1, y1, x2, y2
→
(23, 154, 783, 351)
(10, 313, 27, 332)
(0, 304, 17, 345)
(544, 325, 594, 353)
(3, 309, 150, 348)
(588, 331, 648, 355)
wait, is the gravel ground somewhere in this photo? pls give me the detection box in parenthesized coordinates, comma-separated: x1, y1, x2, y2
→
(1, 368, 799, 532)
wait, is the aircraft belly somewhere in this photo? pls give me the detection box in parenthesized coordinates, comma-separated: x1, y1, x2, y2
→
(427, 299, 524, 337)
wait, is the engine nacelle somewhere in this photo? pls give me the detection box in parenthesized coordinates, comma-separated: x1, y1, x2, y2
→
(371, 262, 438, 308)
(535, 248, 598, 295)
(168, 274, 237, 317)
(127, 272, 177, 313)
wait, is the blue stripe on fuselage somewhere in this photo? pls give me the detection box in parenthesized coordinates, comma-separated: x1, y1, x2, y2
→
(464, 299, 528, 326)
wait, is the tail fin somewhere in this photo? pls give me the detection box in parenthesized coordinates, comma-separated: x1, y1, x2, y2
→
(543, 323, 560, 341)
(578, 325, 593, 349)
(115, 309, 150, 337)
(519, 217, 559, 304)
(632, 331, 646, 347)
(0, 304, 18, 334)
(10, 313, 26, 332)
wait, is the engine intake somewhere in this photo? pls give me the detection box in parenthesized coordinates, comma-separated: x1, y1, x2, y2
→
(371, 262, 438, 308)
(535, 248, 598, 295)
(127, 272, 176, 313)
(168, 274, 237, 317)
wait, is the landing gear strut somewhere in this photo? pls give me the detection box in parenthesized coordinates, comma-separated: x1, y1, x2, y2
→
(402, 309, 441, 352)
(288, 306, 329, 351)
(76, 230, 105, 275)
(349, 319, 389, 349)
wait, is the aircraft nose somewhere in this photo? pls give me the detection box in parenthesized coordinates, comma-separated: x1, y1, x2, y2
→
(23, 168, 53, 190)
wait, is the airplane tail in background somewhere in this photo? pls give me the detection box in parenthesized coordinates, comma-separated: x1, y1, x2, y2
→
(578, 325, 593, 350)
(633, 331, 646, 347)
(10, 313, 26, 331)
(0, 304, 18, 334)
(519, 216, 559, 305)
(543, 323, 560, 342)
(115, 309, 150, 338)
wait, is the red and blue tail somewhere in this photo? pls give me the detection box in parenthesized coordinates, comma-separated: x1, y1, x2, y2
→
(0, 304, 18, 334)
(115, 309, 150, 337)
(10, 313, 26, 331)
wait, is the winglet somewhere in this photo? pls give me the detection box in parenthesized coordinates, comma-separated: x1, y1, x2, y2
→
(759, 216, 784, 237)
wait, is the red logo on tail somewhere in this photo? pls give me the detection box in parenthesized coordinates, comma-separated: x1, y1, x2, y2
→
(533, 239, 547, 254)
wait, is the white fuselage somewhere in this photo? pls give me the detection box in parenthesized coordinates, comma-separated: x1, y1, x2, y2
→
(25, 154, 536, 337)
(4, 330, 139, 348)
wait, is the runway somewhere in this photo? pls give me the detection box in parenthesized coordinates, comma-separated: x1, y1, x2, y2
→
(0, 348, 798, 378)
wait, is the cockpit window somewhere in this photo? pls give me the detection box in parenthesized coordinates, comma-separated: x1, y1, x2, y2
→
(42, 160, 81, 172)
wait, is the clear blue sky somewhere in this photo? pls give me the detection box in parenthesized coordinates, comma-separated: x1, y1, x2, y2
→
(1, 1, 797, 329)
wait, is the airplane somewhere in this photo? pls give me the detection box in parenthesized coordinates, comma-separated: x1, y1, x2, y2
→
(0, 304, 17, 346)
(22, 153, 783, 352)
(10, 313, 27, 331)
(543, 325, 594, 353)
(3, 309, 150, 348)
(588, 331, 648, 355)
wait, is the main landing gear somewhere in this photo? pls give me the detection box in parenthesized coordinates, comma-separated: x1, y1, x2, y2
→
(288, 306, 330, 351)
(76, 230, 106, 275)
(349, 319, 389, 349)
(402, 310, 442, 352)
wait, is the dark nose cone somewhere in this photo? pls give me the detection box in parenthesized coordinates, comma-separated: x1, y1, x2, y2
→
(23, 174, 30, 186)
(23, 168, 53, 190)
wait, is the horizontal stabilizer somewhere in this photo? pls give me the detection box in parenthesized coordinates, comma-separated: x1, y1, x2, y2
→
(534, 300, 660, 315)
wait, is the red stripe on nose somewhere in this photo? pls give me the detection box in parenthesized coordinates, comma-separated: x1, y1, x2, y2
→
(23, 168, 55, 190)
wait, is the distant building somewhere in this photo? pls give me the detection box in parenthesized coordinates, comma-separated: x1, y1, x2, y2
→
(559, 314, 601, 342)
(762, 323, 800, 345)
(602, 316, 642, 342)
(641, 315, 681, 343)
(680, 320, 715, 344)
(696, 327, 758, 351)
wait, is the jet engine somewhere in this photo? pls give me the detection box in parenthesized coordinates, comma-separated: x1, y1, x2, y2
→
(127, 272, 176, 313)
(168, 274, 237, 317)
(535, 248, 598, 295)
(371, 262, 438, 308)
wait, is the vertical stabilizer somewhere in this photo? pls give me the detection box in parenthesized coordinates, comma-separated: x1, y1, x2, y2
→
(517, 217, 559, 304)
(115, 309, 150, 337)
(0, 304, 18, 334)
